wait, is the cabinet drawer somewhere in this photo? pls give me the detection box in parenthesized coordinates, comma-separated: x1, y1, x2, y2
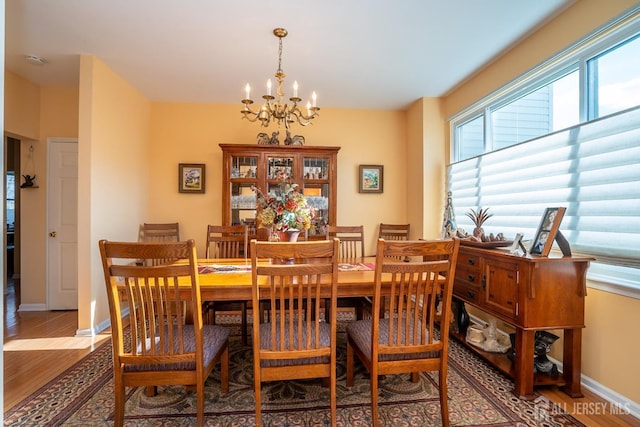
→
(456, 265, 481, 287)
(458, 251, 481, 273)
(453, 280, 481, 305)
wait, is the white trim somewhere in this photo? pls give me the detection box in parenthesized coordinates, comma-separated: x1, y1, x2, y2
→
(76, 307, 128, 337)
(587, 263, 640, 300)
(17, 303, 47, 311)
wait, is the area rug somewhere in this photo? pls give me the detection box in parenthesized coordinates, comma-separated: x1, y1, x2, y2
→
(5, 322, 584, 427)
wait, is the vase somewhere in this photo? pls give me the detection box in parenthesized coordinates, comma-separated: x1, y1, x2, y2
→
(456, 300, 470, 335)
(276, 230, 301, 242)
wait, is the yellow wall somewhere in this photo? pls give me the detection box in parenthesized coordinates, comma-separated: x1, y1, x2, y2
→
(148, 104, 409, 257)
(4, 70, 39, 140)
(4, 72, 78, 308)
(443, 1, 640, 404)
(406, 97, 446, 240)
(77, 55, 151, 333)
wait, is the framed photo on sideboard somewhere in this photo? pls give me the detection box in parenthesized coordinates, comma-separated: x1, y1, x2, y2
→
(530, 207, 566, 256)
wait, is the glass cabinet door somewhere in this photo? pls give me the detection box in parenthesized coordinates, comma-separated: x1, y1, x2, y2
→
(303, 157, 331, 238)
(229, 155, 257, 235)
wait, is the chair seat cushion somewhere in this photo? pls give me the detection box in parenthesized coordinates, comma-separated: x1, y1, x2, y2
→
(346, 319, 439, 363)
(125, 324, 229, 372)
(259, 321, 331, 367)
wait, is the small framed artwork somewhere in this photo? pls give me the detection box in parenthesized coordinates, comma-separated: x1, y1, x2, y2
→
(178, 163, 206, 194)
(359, 165, 384, 193)
(530, 207, 566, 256)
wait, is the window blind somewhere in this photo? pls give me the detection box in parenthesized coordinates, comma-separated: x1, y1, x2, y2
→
(447, 106, 640, 268)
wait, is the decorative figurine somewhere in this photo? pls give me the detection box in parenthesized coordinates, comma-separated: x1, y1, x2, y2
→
(533, 330, 560, 376)
(21, 174, 36, 188)
(268, 131, 280, 145)
(284, 130, 305, 146)
(257, 132, 270, 145)
(257, 131, 280, 145)
(441, 191, 457, 238)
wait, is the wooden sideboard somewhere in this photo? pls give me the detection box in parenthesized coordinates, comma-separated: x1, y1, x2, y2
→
(452, 244, 592, 399)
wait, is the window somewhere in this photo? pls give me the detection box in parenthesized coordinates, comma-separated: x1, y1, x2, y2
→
(588, 34, 640, 119)
(455, 115, 484, 160)
(448, 8, 640, 297)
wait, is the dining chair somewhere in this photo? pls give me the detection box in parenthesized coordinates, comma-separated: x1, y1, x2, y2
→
(204, 224, 250, 345)
(346, 238, 460, 427)
(378, 223, 410, 241)
(140, 222, 181, 265)
(326, 225, 370, 320)
(250, 239, 340, 427)
(99, 239, 230, 427)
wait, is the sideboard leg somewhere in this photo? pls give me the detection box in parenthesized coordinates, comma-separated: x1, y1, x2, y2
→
(513, 329, 536, 399)
(561, 328, 584, 397)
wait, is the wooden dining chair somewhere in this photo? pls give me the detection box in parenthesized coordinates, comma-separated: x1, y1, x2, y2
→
(378, 223, 410, 263)
(326, 225, 370, 320)
(204, 224, 250, 345)
(99, 239, 230, 427)
(346, 238, 460, 427)
(140, 222, 181, 265)
(378, 223, 410, 241)
(250, 239, 340, 427)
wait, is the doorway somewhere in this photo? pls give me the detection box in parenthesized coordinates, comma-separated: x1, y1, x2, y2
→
(5, 136, 21, 299)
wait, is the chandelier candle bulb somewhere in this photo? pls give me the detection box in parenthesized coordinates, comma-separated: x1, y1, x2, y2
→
(245, 83, 250, 100)
(312, 91, 317, 107)
(293, 80, 298, 98)
(267, 79, 272, 96)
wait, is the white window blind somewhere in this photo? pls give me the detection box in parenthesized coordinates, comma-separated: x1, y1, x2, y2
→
(447, 106, 640, 268)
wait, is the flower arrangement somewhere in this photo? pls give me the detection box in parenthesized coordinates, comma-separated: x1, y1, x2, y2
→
(253, 173, 314, 232)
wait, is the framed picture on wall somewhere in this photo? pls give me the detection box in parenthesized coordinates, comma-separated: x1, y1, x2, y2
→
(178, 163, 206, 194)
(359, 165, 383, 193)
(530, 207, 566, 256)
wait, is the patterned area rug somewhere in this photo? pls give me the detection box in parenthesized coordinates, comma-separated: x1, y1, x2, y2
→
(5, 319, 585, 426)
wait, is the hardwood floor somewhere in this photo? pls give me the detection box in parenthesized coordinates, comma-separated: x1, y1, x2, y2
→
(3, 279, 639, 425)
(3, 279, 110, 411)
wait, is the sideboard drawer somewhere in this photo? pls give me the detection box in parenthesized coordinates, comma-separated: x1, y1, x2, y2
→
(458, 251, 481, 273)
(453, 279, 481, 305)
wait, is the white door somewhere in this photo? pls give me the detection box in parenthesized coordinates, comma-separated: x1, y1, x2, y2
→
(47, 139, 78, 310)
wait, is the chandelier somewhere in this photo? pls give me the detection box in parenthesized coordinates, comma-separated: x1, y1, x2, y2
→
(241, 28, 319, 129)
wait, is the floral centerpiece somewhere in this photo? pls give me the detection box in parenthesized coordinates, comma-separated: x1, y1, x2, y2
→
(253, 173, 314, 235)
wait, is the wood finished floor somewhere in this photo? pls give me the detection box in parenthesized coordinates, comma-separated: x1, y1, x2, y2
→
(3, 280, 639, 426)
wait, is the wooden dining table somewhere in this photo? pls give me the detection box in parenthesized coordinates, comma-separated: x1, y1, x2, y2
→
(194, 257, 379, 301)
(116, 257, 381, 302)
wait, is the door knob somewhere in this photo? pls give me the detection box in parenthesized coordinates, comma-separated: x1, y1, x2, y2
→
(49, 231, 57, 237)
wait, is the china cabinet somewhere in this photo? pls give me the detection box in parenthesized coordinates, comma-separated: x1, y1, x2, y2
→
(452, 244, 592, 399)
(219, 144, 340, 241)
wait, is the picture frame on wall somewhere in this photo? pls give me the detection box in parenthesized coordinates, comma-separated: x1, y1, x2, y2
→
(178, 163, 206, 194)
(530, 207, 566, 256)
(359, 164, 384, 193)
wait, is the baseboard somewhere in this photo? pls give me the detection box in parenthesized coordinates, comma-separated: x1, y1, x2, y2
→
(75, 306, 129, 337)
(18, 303, 47, 311)
(75, 317, 111, 337)
(580, 374, 640, 419)
(467, 314, 639, 420)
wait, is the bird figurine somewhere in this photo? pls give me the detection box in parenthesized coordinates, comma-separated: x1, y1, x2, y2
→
(21, 174, 36, 188)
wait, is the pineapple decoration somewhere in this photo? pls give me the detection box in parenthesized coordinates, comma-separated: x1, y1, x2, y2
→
(466, 208, 493, 240)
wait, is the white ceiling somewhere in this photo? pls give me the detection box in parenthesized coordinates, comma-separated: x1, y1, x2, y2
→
(5, 0, 572, 111)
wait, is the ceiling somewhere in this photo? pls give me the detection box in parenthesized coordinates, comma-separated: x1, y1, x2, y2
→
(5, 0, 572, 111)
